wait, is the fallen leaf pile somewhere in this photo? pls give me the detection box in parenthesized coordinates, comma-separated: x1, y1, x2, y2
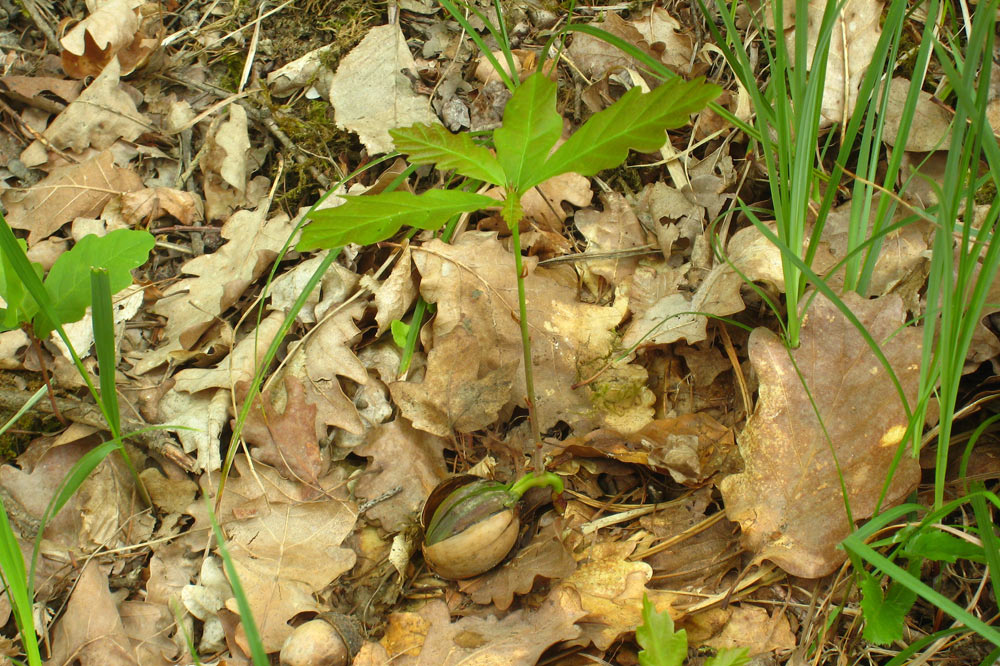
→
(0, 1, 995, 664)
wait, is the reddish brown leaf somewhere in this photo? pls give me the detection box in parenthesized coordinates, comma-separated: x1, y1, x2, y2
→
(237, 375, 324, 484)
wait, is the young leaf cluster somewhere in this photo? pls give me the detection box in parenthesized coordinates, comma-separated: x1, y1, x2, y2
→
(296, 71, 720, 250)
(636, 595, 749, 666)
(0, 229, 154, 337)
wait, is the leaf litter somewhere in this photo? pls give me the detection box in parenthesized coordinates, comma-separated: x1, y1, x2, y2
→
(0, 0, 995, 664)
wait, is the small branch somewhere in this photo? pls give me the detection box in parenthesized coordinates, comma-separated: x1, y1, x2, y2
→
(0, 387, 197, 473)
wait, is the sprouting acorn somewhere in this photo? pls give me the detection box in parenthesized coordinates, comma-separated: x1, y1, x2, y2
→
(420, 472, 563, 580)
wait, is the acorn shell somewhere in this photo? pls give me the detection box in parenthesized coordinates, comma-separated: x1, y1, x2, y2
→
(420, 475, 521, 580)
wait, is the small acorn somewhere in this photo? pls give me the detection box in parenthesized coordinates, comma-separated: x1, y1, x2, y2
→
(279, 613, 362, 666)
(421, 472, 563, 580)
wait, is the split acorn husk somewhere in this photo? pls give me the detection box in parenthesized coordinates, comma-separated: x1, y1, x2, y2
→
(421, 472, 564, 580)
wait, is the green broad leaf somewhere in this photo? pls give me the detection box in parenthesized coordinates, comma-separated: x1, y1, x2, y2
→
(902, 529, 986, 564)
(636, 594, 687, 666)
(391, 319, 410, 348)
(39, 229, 155, 338)
(494, 72, 563, 191)
(860, 571, 918, 646)
(390, 123, 505, 185)
(0, 237, 41, 330)
(526, 77, 722, 189)
(705, 647, 751, 666)
(297, 189, 498, 251)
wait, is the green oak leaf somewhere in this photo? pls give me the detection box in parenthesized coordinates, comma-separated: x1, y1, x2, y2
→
(390, 123, 505, 185)
(860, 570, 919, 646)
(39, 228, 154, 338)
(494, 72, 563, 191)
(297, 189, 498, 250)
(636, 595, 686, 666)
(525, 76, 722, 189)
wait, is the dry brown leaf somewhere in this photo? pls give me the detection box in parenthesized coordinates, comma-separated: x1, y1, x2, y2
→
(222, 493, 357, 652)
(119, 600, 180, 666)
(0, 75, 83, 106)
(237, 375, 324, 484)
(575, 192, 647, 289)
(821, 196, 932, 298)
(201, 104, 252, 220)
(282, 298, 368, 436)
(459, 521, 576, 610)
(60, 0, 160, 78)
(133, 206, 297, 374)
(31, 58, 150, 157)
(169, 311, 284, 393)
(47, 562, 136, 665)
(329, 24, 438, 154)
(702, 604, 796, 656)
(368, 245, 418, 336)
(353, 417, 448, 532)
(390, 232, 652, 436)
(156, 386, 230, 472)
(2, 150, 142, 245)
(375, 591, 584, 665)
(556, 541, 677, 650)
(629, 7, 695, 76)
(882, 78, 953, 151)
(120, 187, 202, 225)
(267, 44, 335, 99)
(721, 291, 922, 577)
(567, 13, 652, 80)
(640, 489, 741, 588)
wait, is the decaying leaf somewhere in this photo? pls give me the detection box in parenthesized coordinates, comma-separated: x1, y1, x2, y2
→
(575, 192, 648, 291)
(28, 58, 150, 159)
(702, 604, 797, 656)
(721, 291, 922, 577)
(881, 78, 953, 151)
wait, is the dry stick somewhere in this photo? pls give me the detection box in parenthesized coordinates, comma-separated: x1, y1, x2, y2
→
(0, 387, 197, 472)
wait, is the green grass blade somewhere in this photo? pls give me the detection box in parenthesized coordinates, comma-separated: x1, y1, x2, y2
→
(390, 123, 505, 185)
(297, 190, 497, 250)
(0, 502, 41, 666)
(90, 268, 120, 436)
(0, 386, 48, 437)
(527, 77, 720, 188)
(494, 72, 563, 190)
(206, 499, 267, 665)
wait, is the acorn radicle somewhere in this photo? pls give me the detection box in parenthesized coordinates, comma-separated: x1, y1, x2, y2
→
(421, 472, 564, 580)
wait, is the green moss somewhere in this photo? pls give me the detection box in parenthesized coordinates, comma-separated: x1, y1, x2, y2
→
(580, 357, 650, 417)
(975, 179, 997, 206)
